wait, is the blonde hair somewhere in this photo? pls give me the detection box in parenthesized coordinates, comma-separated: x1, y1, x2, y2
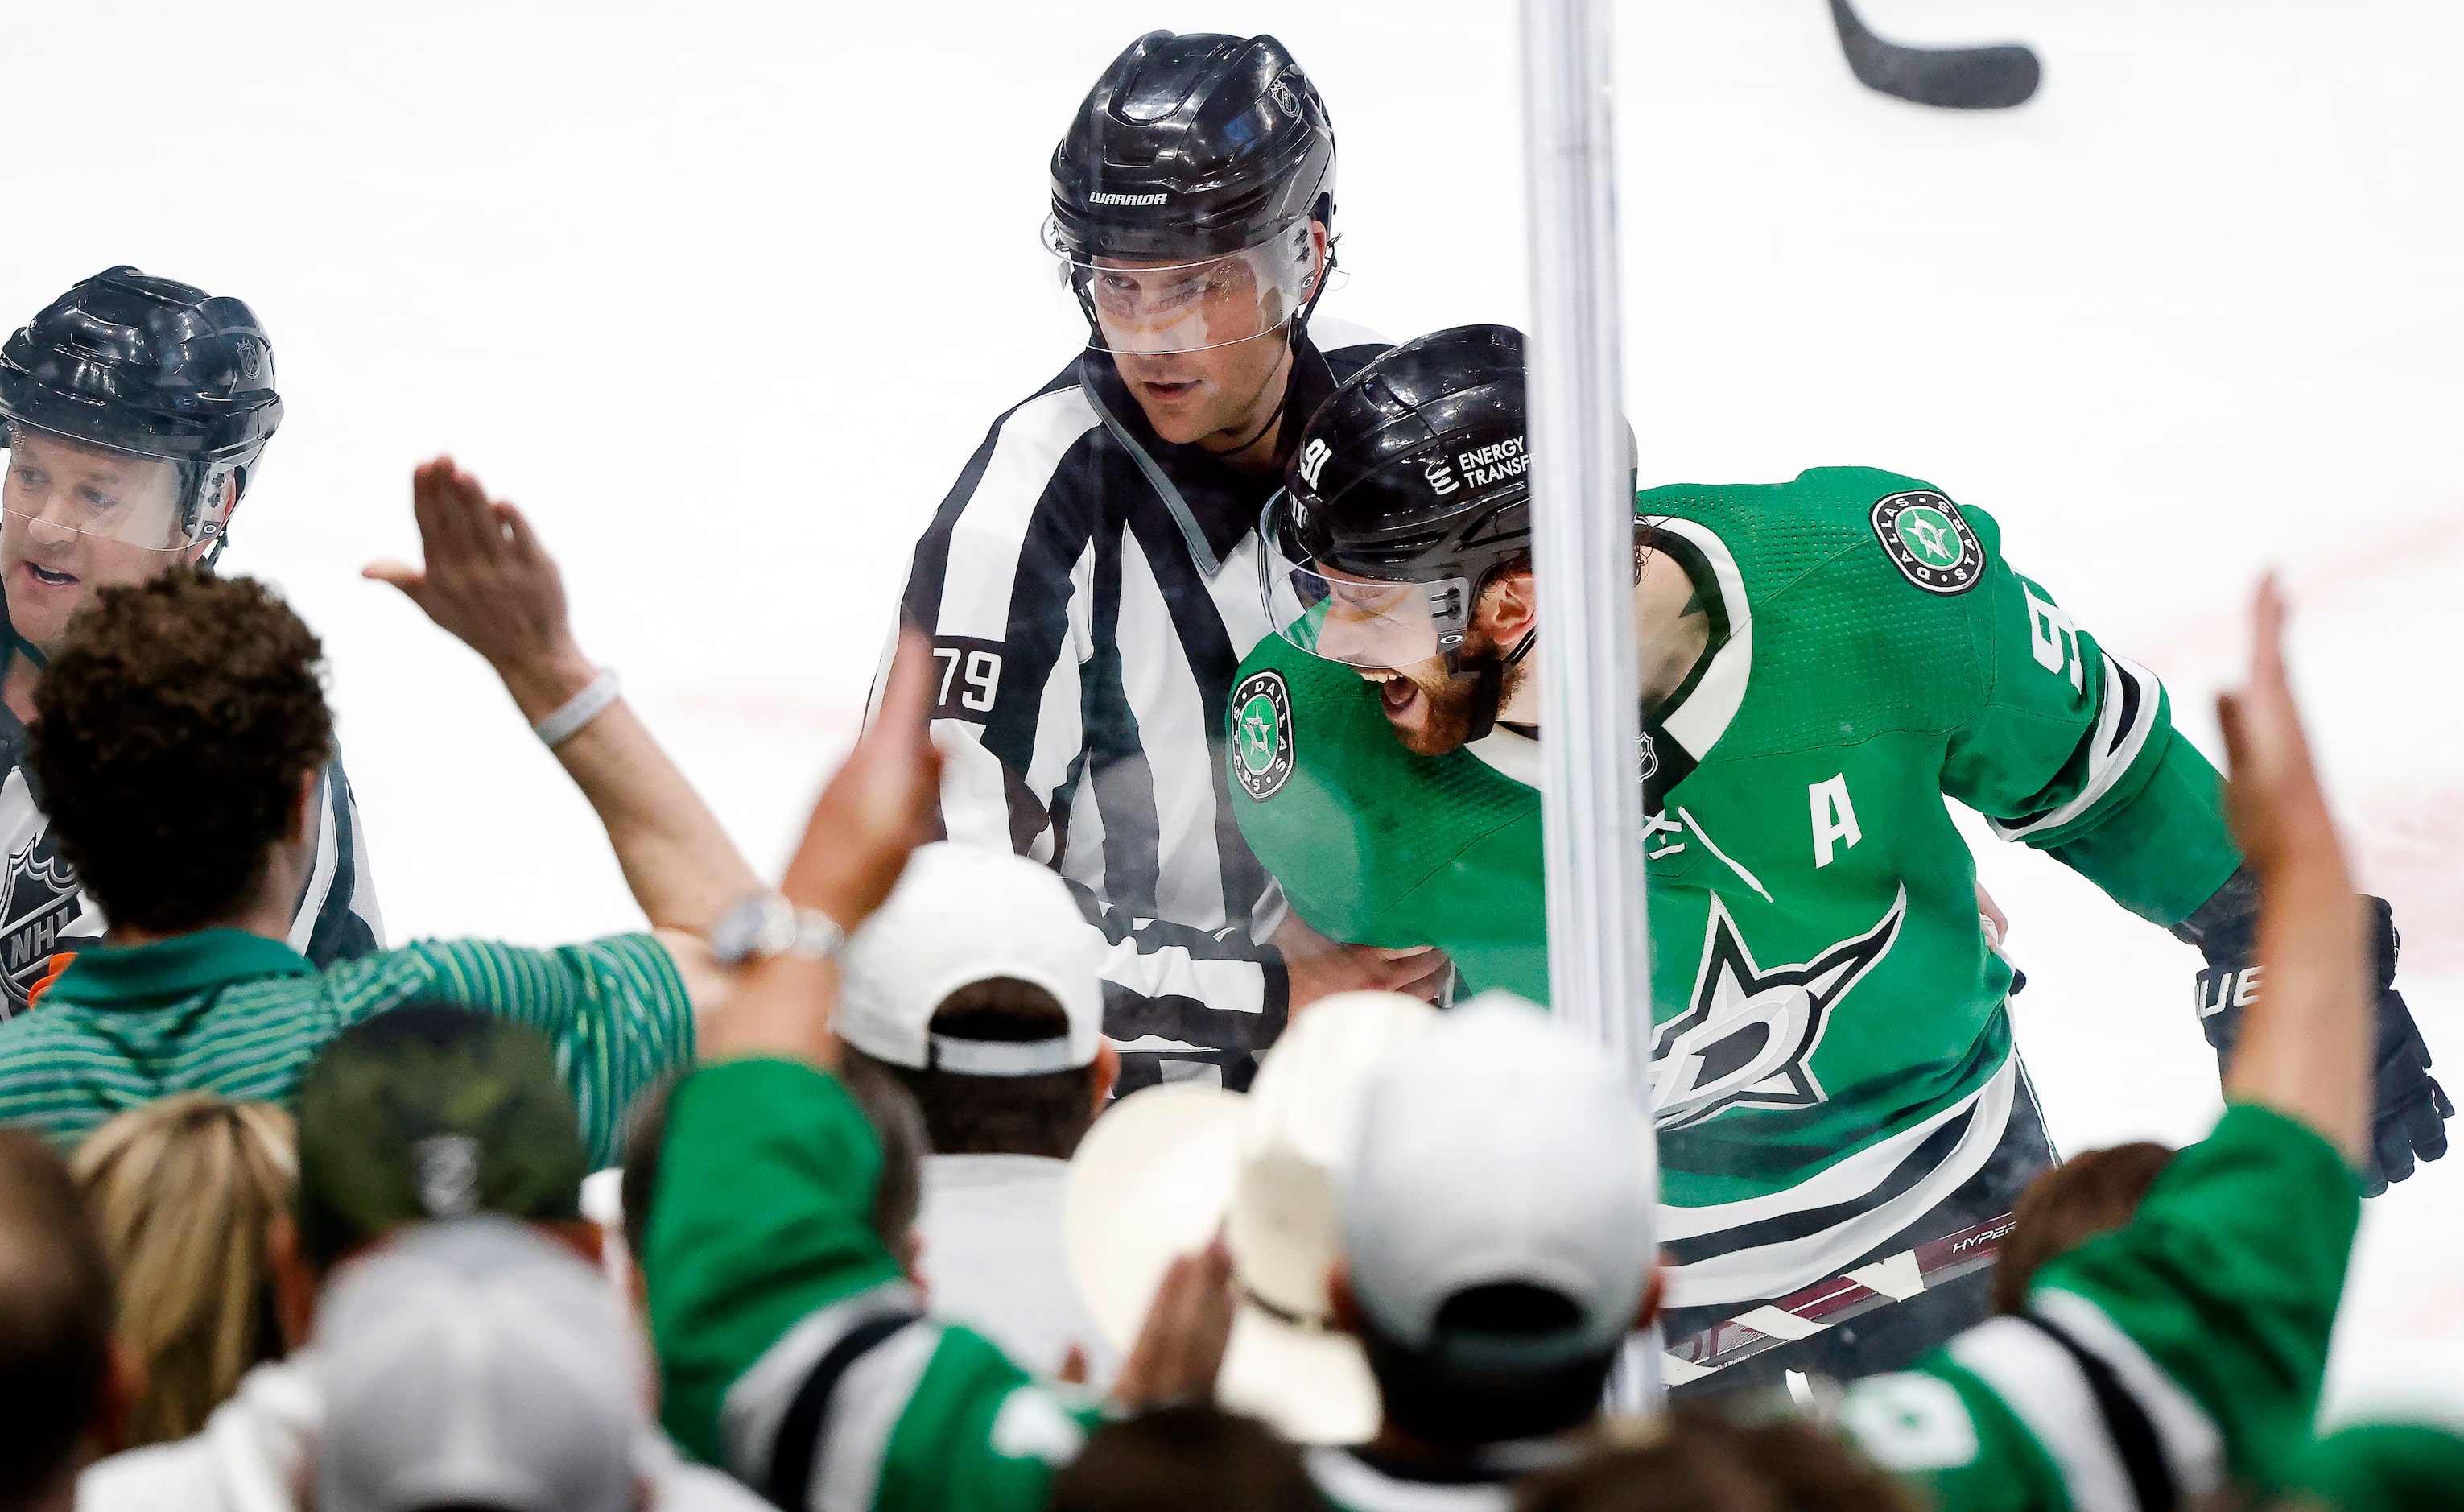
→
(71, 1093, 296, 1447)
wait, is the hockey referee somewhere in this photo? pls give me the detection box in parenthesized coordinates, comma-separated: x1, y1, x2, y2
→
(881, 32, 1442, 1092)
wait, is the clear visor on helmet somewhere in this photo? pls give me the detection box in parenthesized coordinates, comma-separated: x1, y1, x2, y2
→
(1, 427, 197, 554)
(1046, 220, 1320, 356)
(1260, 494, 1471, 670)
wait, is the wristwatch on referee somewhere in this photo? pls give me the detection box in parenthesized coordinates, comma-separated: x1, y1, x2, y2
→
(709, 893, 844, 969)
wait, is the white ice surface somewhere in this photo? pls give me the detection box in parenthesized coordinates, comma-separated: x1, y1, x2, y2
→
(3, 2, 2454, 1416)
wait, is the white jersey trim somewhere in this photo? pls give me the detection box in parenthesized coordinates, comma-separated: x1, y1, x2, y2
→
(1947, 1316, 2138, 1512)
(1649, 515, 1754, 763)
(2030, 1287, 2225, 1499)
(813, 1320, 939, 1512)
(1989, 653, 2161, 841)
(932, 386, 1105, 645)
(1661, 1053, 2016, 1308)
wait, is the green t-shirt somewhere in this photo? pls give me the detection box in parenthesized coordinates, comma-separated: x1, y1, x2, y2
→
(1229, 469, 2240, 1307)
(647, 1056, 1102, 1512)
(0, 927, 691, 1165)
(2291, 1422, 2464, 1512)
(1841, 1102, 2362, 1510)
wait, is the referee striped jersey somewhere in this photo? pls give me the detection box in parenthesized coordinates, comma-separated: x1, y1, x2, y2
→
(0, 708, 382, 1018)
(884, 320, 1387, 1092)
(0, 927, 691, 1163)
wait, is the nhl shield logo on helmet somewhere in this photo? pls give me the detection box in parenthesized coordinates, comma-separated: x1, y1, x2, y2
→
(1232, 670, 1295, 800)
(1869, 490, 1983, 596)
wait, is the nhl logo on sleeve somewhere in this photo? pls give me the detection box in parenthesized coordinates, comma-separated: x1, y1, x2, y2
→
(1232, 671, 1296, 800)
(1870, 491, 1983, 596)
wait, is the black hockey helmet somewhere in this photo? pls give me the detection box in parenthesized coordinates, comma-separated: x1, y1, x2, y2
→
(1049, 31, 1335, 262)
(1047, 33, 1336, 357)
(1257, 324, 1641, 741)
(1260, 325, 1537, 679)
(1282, 324, 1532, 585)
(0, 266, 282, 560)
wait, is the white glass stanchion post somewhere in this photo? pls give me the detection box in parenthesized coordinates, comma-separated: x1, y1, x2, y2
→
(1520, 0, 1662, 1411)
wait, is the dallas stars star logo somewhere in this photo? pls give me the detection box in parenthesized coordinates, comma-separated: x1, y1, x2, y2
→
(1650, 888, 1907, 1131)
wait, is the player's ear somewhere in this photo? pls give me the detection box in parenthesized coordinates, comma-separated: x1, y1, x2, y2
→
(1478, 568, 1538, 642)
(285, 767, 319, 845)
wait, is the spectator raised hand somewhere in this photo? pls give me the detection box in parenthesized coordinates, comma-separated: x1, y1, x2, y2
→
(2214, 576, 2372, 1163)
(365, 457, 760, 945)
(365, 458, 596, 720)
(700, 630, 943, 1064)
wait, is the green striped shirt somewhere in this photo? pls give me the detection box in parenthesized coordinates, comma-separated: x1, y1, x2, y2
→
(0, 928, 692, 1165)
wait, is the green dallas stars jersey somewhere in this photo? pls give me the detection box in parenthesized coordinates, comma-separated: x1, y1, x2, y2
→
(1841, 1103, 2361, 1511)
(1228, 467, 2241, 1311)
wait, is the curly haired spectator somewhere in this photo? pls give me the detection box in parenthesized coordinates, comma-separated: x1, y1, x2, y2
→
(70, 1093, 294, 1447)
(31, 572, 331, 937)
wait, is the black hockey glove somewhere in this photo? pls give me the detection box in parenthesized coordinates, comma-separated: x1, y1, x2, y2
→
(2177, 873, 2452, 1196)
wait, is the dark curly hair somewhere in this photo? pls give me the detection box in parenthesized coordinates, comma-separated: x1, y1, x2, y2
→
(30, 569, 332, 934)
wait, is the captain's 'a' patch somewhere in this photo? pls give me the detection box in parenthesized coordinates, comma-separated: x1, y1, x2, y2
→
(1870, 490, 1983, 596)
(1649, 889, 1907, 1130)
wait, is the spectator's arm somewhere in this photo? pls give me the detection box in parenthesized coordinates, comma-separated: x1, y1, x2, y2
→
(697, 632, 946, 1068)
(2212, 577, 2370, 1162)
(365, 459, 761, 945)
(1844, 578, 2373, 1509)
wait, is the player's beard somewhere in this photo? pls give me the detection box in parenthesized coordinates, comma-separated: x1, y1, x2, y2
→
(1376, 659, 1483, 758)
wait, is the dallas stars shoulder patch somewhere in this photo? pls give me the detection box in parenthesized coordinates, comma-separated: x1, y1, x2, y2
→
(1870, 490, 1984, 596)
(1231, 670, 1295, 801)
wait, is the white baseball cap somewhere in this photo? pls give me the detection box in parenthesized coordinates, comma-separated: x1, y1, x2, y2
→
(838, 841, 1104, 1074)
(1064, 991, 1440, 1443)
(315, 1216, 650, 1512)
(1342, 994, 1654, 1371)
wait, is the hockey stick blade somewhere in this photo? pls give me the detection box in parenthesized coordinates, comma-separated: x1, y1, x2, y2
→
(1828, 0, 2041, 110)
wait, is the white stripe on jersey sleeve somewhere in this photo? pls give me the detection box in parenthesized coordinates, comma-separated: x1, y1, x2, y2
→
(287, 767, 341, 955)
(1203, 531, 1276, 658)
(1989, 654, 2162, 841)
(341, 776, 385, 949)
(931, 386, 1104, 642)
(2031, 1287, 2225, 1499)
(1017, 538, 1099, 843)
(812, 1320, 941, 1512)
(1946, 1316, 2138, 1512)
(938, 737, 1031, 855)
(719, 1282, 923, 1489)
(1115, 539, 1230, 930)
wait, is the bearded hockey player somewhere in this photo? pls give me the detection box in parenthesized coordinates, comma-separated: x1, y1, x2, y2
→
(0, 268, 382, 1014)
(1227, 324, 2447, 1390)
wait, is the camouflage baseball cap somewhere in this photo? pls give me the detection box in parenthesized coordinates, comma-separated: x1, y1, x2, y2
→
(295, 1003, 588, 1270)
